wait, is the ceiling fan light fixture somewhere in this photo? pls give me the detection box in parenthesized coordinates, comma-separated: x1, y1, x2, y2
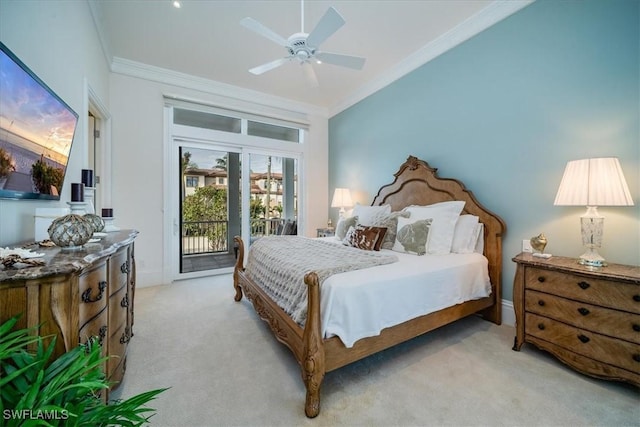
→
(172, 1, 181, 9)
(240, 1, 366, 82)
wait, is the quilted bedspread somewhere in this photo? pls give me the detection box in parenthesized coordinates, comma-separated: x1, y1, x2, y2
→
(246, 236, 398, 326)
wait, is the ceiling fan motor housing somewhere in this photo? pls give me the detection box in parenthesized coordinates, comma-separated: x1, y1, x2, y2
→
(287, 33, 315, 63)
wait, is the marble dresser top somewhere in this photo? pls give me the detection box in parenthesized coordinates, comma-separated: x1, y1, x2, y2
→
(0, 229, 138, 283)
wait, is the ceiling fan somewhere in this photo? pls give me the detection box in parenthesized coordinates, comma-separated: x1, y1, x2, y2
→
(240, 0, 366, 86)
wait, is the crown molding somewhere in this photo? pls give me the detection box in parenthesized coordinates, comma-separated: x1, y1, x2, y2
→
(328, 0, 534, 117)
(110, 57, 328, 119)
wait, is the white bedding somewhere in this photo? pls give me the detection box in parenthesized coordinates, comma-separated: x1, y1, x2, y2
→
(316, 237, 491, 348)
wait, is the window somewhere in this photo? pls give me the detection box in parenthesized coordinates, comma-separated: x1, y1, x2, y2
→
(185, 176, 198, 187)
(247, 121, 299, 142)
(174, 108, 241, 133)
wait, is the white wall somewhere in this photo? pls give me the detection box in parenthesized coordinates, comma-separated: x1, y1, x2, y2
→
(0, 0, 110, 245)
(109, 71, 328, 287)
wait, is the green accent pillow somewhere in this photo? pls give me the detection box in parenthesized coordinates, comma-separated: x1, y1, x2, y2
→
(335, 216, 357, 240)
(392, 217, 432, 256)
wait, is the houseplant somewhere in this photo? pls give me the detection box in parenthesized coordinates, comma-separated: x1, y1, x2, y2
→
(0, 316, 167, 426)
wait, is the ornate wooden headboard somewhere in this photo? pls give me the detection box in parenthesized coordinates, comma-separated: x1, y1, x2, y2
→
(371, 155, 507, 322)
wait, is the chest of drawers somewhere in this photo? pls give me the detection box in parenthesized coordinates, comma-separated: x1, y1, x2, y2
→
(0, 230, 137, 396)
(512, 253, 640, 386)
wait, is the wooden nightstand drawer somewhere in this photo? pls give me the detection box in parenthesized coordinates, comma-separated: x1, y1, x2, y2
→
(525, 313, 640, 374)
(525, 268, 640, 314)
(525, 289, 640, 344)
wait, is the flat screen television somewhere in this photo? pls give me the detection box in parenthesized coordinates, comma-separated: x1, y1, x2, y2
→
(0, 41, 78, 200)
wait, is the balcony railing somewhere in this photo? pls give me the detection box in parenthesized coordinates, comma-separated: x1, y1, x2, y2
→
(181, 218, 286, 255)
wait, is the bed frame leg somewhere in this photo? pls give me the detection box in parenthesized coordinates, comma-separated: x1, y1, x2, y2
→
(302, 272, 325, 418)
(233, 236, 244, 302)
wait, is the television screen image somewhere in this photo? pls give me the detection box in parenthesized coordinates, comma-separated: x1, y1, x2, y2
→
(0, 41, 78, 200)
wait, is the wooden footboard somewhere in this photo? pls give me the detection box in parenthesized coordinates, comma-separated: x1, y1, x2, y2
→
(234, 236, 324, 417)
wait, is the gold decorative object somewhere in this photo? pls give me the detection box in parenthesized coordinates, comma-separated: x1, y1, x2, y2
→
(530, 233, 548, 254)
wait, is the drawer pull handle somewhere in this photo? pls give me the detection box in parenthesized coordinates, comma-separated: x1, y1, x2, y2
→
(538, 300, 545, 306)
(120, 326, 131, 344)
(577, 334, 590, 344)
(633, 324, 640, 332)
(121, 294, 129, 308)
(577, 281, 590, 290)
(121, 261, 130, 274)
(82, 281, 107, 303)
(633, 354, 640, 363)
(98, 325, 108, 346)
(537, 276, 546, 283)
(634, 295, 640, 302)
(577, 308, 590, 316)
(537, 323, 545, 330)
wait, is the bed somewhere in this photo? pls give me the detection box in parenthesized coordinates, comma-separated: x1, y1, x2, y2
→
(233, 155, 506, 417)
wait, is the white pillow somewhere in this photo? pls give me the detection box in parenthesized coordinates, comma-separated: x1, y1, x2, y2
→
(451, 215, 479, 254)
(352, 204, 391, 226)
(474, 223, 485, 254)
(403, 201, 465, 254)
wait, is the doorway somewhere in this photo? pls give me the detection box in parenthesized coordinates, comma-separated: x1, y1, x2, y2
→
(179, 147, 241, 274)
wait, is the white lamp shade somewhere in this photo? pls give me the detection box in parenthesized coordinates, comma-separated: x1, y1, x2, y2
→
(554, 157, 634, 207)
(331, 188, 353, 208)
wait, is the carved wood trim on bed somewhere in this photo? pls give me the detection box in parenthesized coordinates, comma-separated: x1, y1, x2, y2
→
(233, 155, 506, 418)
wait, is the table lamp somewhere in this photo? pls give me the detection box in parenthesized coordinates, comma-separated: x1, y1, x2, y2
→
(331, 188, 353, 218)
(554, 157, 634, 267)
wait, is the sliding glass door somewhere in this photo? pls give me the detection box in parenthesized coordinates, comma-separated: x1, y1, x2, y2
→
(173, 142, 299, 278)
(166, 103, 304, 281)
(248, 153, 298, 243)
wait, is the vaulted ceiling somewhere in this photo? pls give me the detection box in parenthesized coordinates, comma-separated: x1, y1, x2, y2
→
(90, 0, 531, 114)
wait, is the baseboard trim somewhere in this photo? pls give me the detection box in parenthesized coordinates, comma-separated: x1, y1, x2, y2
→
(501, 299, 515, 327)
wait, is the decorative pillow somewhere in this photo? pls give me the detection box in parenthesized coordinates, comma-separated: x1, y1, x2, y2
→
(343, 225, 387, 251)
(352, 204, 391, 226)
(392, 217, 432, 255)
(335, 216, 358, 240)
(370, 211, 410, 250)
(474, 223, 485, 254)
(403, 201, 465, 255)
(451, 215, 480, 254)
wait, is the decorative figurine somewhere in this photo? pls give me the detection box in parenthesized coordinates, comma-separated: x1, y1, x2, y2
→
(530, 233, 552, 258)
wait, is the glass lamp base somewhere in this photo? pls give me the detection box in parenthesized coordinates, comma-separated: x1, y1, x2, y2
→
(578, 246, 607, 268)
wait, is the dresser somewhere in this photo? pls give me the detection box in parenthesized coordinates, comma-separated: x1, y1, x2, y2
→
(512, 252, 640, 386)
(0, 230, 138, 395)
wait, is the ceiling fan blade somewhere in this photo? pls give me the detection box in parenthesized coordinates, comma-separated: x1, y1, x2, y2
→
(302, 62, 319, 87)
(240, 17, 289, 46)
(306, 7, 345, 48)
(249, 57, 290, 75)
(314, 52, 366, 70)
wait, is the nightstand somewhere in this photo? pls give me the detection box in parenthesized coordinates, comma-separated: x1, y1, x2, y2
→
(512, 252, 640, 387)
(316, 228, 335, 237)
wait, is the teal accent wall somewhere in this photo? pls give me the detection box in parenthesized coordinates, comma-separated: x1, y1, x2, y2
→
(329, 0, 639, 301)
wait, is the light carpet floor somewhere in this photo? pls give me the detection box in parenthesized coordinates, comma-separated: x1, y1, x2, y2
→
(110, 275, 639, 426)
